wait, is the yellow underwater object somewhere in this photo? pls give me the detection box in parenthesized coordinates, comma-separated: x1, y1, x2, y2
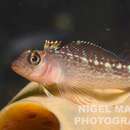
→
(1, 82, 130, 130)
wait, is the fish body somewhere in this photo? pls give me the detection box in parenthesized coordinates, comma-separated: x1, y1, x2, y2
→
(12, 40, 130, 104)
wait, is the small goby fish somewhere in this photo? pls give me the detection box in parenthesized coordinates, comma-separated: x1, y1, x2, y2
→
(11, 40, 130, 105)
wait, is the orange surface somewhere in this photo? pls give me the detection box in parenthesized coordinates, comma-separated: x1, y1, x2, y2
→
(0, 102, 60, 130)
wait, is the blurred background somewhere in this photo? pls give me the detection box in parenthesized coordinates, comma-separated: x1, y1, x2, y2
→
(0, 0, 130, 108)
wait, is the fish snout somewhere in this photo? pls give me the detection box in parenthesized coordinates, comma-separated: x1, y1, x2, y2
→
(11, 60, 20, 72)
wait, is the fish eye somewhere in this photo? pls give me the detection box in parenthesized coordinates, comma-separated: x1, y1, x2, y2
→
(29, 51, 41, 65)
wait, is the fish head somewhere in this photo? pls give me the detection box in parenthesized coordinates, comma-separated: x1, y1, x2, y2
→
(11, 49, 63, 85)
(11, 50, 49, 83)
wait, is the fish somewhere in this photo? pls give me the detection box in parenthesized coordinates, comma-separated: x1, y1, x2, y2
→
(11, 40, 130, 105)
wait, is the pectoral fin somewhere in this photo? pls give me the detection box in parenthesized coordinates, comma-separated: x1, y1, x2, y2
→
(59, 84, 130, 105)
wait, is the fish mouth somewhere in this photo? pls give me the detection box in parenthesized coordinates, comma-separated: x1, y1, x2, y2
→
(11, 59, 33, 80)
(11, 60, 28, 76)
(11, 61, 19, 72)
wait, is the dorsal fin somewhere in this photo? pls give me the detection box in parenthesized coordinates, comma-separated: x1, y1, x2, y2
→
(71, 40, 120, 59)
(72, 40, 103, 49)
(43, 40, 121, 61)
(44, 40, 63, 51)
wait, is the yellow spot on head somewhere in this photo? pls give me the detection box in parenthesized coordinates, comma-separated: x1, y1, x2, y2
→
(112, 64, 115, 67)
(100, 61, 103, 65)
(116, 63, 122, 69)
(105, 62, 111, 68)
(94, 60, 99, 65)
(127, 65, 130, 72)
(89, 59, 93, 63)
(123, 65, 126, 69)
